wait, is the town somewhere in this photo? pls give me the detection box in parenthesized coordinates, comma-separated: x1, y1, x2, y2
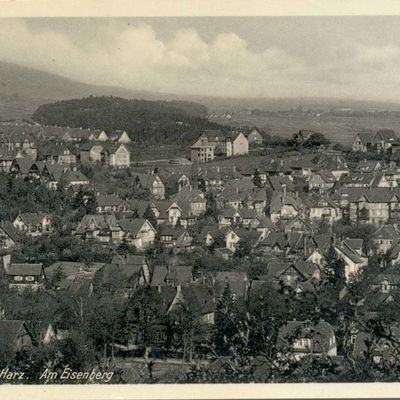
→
(0, 111, 399, 383)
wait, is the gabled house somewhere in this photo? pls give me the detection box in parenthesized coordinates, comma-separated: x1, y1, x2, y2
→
(102, 143, 130, 168)
(371, 272, 400, 293)
(213, 271, 250, 300)
(308, 170, 336, 192)
(277, 320, 337, 360)
(37, 143, 77, 165)
(118, 218, 157, 250)
(158, 224, 194, 252)
(335, 238, 368, 281)
(6, 263, 45, 289)
(352, 132, 374, 152)
(225, 132, 249, 156)
(309, 196, 341, 224)
(109, 254, 151, 287)
(246, 128, 263, 145)
(9, 158, 41, 179)
(269, 189, 302, 224)
(0, 222, 22, 250)
(13, 212, 52, 236)
(170, 187, 206, 216)
(97, 131, 109, 142)
(372, 129, 400, 153)
(74, 214, 120, 243)
(370, 225, 400, 255)
(0, 320, 34, 355)
(61, 169, 89, 189)
(133, 173, 165, 200)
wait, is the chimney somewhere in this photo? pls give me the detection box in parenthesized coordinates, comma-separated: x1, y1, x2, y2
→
(282, 184, 287, 200)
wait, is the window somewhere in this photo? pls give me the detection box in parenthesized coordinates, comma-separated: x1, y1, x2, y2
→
(25, 276, 34, 282)
(14, 276, 23, 281)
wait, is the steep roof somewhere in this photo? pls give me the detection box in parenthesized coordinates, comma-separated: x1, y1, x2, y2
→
(8, 263, 43, 276)
(278, 320, 336, 354)
(118, 218, 153, 236)
(355, 132, 374, 145)
(0, 320, 30, 349)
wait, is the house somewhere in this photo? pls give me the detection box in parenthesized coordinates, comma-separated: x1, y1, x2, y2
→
(79, 143, 104, 164)
(152, 201, 196, 228)
(37, 143, 77, 165)
(372, 129, 400, 153)
(345, 188, 400, 225)
(309, 196, 341, 224)
(308, 170, 336, 192)
(118, 218, 157, 250)
(370, 225, 400, 255)
(168, 286, 215, 325)
(0, 149, 18, 172)
(6, 263, 45, 289)
(355, 159, 382, 173)
(262, 260, 320, 289)
(150, 264, 194, 288)
(9, 158, 41, 179)
(74, 214, 120, 243)
(335, 238, 368, 281)
(190, 134, 216, 163)
(13, 212, 52, 236)
(113, 131, 131, 144)
(62, 169, 89, 188)
(106, 254, 151, 288)
(158, 224, 193, 252)
(277, 320, 337, 360)
(371, 272, 400, 293)
(133, 173, 165, 200)
(96, 194, 130, 214)
(0, 320, 34, 355)
(226, 131, 249, 156)
(97, 131, 109, 141)
(41, 164, 66, 189)
(45, 261, 105, 283)
(306, 234, 333, 266)
(269, 189, 302, 224)
(170, 187, 206, 216)
(221, 226, 241, 253)
(257, 231, 289, 257)
(352, 132, 374, 152)
(0, 222, 22, 250)
(102, 143, 130, 168)
(246, 128, 263, 145)
(213, 271, 250, 300)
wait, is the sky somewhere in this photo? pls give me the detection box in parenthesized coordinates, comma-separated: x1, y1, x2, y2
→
(1, 17, 400, 101)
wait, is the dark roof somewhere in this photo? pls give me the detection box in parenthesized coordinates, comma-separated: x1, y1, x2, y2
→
(8, 263, 43, 276)
(118, 218, 154, 236)
(181, 286, 215, 315)
(0, 320, 29, 348)
(278, 320, 336, 354)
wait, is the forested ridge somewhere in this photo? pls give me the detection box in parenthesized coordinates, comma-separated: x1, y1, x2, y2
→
(32, 96, 227, 144)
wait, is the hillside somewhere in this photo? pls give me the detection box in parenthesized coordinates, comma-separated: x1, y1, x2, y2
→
(0, 61, 171, 119)
(32, 96, 225, 145)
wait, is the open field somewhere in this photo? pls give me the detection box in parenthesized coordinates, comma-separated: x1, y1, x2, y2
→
(212, 113, 400, 146)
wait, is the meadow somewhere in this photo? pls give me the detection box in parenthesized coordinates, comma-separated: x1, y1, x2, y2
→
(213, 112, 400, 146)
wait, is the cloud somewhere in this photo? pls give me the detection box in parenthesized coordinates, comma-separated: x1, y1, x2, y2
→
(0, 19, 400, 101)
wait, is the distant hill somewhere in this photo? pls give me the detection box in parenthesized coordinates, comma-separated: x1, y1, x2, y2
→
(2, 59, 400, 121)
(32, 96, 226, 145)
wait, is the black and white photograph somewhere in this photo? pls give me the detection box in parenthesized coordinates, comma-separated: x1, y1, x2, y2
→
(1, 1, 400, 395)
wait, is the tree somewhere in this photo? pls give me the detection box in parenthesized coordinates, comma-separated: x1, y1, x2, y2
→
(252, 168, 263, 188)
(125, 287, 164, 358)
(143, 207, 157, 228)
(304, 133, 330, 148)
